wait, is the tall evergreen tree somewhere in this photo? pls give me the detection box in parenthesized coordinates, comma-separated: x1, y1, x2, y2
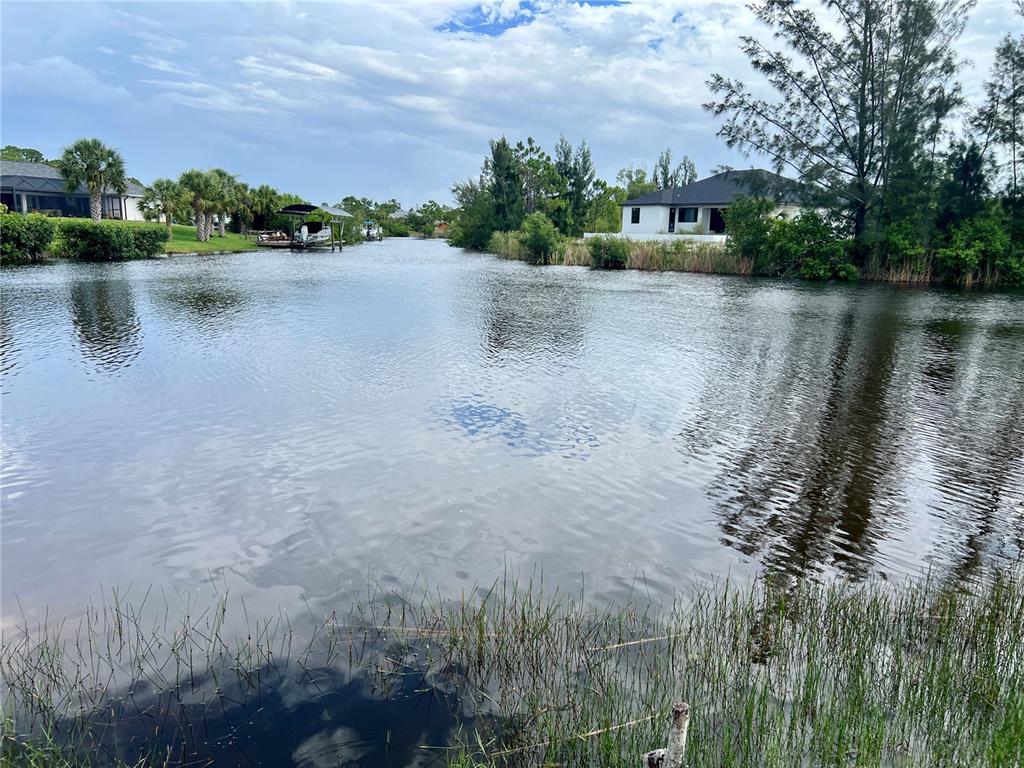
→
(936, 141, 990, 234)
(704, 0, 971, 247)
(488, 137, 524, 231)
(568, 140, 595, 236)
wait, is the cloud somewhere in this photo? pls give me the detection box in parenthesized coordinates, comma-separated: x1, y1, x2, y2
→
(131, 54, 195, 77)
(130, 30, 187, 54)
(0, 0, 1012, 206)
(140, 79, 267, 115)
(2, 56, 130, 104)
(237, 52, 349, 82)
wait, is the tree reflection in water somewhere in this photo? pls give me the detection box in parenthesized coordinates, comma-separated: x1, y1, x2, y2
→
(69, 276, 142, 373)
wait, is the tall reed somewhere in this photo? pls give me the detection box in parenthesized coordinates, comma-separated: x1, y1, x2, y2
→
(3, 571, 1022, 767)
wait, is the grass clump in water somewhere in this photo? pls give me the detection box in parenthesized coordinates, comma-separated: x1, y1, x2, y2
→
(2, 571, 1022, 767)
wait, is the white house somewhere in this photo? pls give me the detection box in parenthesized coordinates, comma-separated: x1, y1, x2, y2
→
(0, 160, 147, 221)
(619, 169, 808, 238)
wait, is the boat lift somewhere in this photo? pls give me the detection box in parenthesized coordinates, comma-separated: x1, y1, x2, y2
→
(255, 203, 352, 251)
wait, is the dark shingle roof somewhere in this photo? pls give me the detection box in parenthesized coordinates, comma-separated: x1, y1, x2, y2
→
(1, 160, 147, 196)
(623, 169, 808, 207)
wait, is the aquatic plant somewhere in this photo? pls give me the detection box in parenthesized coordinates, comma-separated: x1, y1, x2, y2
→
(2, 570, 1022, 767)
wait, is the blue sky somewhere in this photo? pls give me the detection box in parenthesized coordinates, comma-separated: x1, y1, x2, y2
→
(0, 0, 1013, 207)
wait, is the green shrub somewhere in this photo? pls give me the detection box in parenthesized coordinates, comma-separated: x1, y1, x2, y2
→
(0, 208, 57, 264)
(881, 220, 929, 275)
(519, 212, 561, 265)
(588, 235, 629, 269)
(766, 212, 856, 281)
(55, 220, 169, 262)
(724, 195, 775, 270)
(936, 215, 1010, 285)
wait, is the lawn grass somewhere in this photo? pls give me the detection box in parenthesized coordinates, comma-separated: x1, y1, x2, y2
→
(53, 217, 256, 255)
(2, 570, 1022, 767)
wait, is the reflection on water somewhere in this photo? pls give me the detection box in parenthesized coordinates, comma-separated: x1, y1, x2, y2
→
(2, 243, 1023, 631)
(69, 274, 143, 372)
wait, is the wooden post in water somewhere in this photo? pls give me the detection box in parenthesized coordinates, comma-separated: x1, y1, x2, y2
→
(642, 703, 690, 768)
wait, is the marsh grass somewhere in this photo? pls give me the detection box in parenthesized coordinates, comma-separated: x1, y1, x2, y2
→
(485, 233, 754, 276)
(2, 571, 1022, 767)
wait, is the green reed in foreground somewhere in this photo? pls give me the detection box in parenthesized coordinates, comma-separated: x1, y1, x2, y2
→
(2, 571, 1022, 767)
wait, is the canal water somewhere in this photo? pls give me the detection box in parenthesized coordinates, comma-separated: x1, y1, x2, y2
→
(3, 238, 1023, 622)
(2, 239, 1023, 762)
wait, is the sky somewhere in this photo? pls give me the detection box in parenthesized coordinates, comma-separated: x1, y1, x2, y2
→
(0, 0, 1016, 207)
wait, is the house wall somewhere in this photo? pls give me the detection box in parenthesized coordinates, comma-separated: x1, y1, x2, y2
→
(621, 202, 810, 235)
(122, 195, 145, 221)
(620, 205, 670, 235)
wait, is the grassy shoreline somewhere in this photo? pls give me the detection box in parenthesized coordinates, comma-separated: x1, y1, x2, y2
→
(3, 569, 1021, 767)
(484, 232, 1014, 287)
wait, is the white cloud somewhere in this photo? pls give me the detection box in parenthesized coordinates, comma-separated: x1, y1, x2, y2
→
(131, 30, 186, 54)
(131, 54, 195, 77)
(1, 0, 1014, 205)
(2, 56, 130, 104)
(236, 52, 349, 82)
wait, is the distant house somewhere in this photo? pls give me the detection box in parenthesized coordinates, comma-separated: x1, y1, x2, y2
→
(620, 169, 809, 237)
(0, 160, 147, 221)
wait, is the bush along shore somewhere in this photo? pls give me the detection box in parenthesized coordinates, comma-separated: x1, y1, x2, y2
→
(2, 569, 1022, 767)
(484, 196, 1023, 285)
(0, 208, 263, 264)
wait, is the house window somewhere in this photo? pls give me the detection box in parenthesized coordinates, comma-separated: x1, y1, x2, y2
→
(679, 207, 698, 223)
(630, 207, 640, 224)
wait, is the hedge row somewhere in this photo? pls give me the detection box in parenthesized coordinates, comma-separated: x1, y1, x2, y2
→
(0, 211, 169, 265)
(0, 210, 58, 264)
(53, 221, 169, 262)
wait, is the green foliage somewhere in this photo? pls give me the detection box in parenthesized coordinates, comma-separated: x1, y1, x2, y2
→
(488, 137, 524, 232)
(706, 0, 971, 243)
(55, 138, 128, 222)
(139, 178, 181, 234)
(771, 213, 857, 281)
(616, 165, 658, 200)
(0, 209, 57, 264)
(653, 148, 697, 189)
(1, 145, 47, 163)
(588, 235, 629, 269)
(449, 179, 497, 250)
(54, 220, 168, 261)
(936, 215, 1012, 285)
(724, 195, 775, 269)
(880, 220, 929, 277)
(519, 212, 561, 265)
(937, 141, 991, 233)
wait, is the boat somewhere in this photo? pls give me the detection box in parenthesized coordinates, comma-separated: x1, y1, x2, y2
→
(255, 204, 352, 251)
(363, 220, 384, 241)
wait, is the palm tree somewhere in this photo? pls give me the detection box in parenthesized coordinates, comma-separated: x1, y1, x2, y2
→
(229, 181, 255, 234)
(178, 169, 218, 242)
(251, 184, 281, 230)
(56, 138, 128, 223)
(209, 168, 236, 238)
(139, 178, 181, 239)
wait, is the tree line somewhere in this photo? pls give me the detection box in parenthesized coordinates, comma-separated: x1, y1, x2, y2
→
(448, 136, 697, 250)
(705, 0, 1023, 285)
(3, 140, 455, 245)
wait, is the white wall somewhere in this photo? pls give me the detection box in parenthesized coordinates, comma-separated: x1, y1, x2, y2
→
(620, 203, 809, 235)
(620, 205, 670, 235)
(123, 195, 145, 221)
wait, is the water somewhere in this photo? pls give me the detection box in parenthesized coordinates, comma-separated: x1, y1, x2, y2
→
(2, 239, 1023, 624)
